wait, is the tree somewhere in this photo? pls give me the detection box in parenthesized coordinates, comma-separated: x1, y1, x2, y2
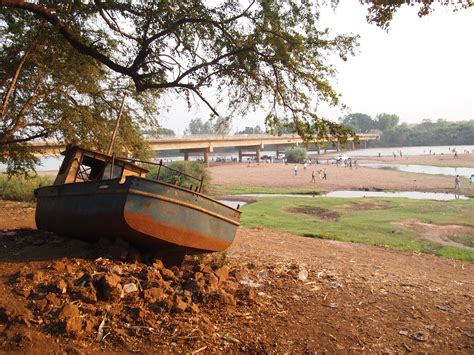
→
(284, 146, 307, 163)
(0, 9, 157, 174)
(141, 127, 176, 138)
(363, 0, 473, 30)
(340, 113, 376, 133)
(0, 0, 357, 146)
(184, 118, 213, 135)
(235, 126, 264, 135)
(375, 113, 399, 131)
(184, 117, 230, 136)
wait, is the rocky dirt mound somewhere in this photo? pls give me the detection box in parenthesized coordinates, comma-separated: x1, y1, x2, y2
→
(0, 230, 259, 352)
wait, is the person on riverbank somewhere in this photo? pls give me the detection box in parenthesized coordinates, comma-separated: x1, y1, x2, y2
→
(323, 168, 327, 180)
(311, 170, 316, 183)
(294, 165, 298, 176)
(469, 174, 474, 185)
(454, 175, 461, 189)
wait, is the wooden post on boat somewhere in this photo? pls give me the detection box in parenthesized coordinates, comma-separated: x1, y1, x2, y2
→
(107, 92, 128, 156)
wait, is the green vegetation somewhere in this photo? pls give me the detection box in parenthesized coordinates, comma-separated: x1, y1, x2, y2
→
(211, 185, 319, 197)
(240, 196, 474, 263)
(284, 147, 308, 163)
(340, 113, 474, 147)
(0, 174, 53, 201)
(147, 161, 211, 194)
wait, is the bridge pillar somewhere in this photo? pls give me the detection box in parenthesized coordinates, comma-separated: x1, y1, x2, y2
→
(238, 149, 243, 163)
(184, 151, 189, 161)
(203, 149, 210, 167)
(336, 142, 340, 152)
(316, 143, 320, 155)
(256, 146, 261, 163)
(364, 140, 367, 149)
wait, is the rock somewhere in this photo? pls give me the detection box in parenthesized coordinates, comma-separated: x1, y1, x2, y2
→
(34, 299, 48, 312)
(31, 270, 44, 283)
(46, 292, 61, 307)
(190, 303, 200, 314)
(297, 268, 308, 282)
(109, 265, 123, 275)
(170, 265, 183, 278)
(51, 260, 67, 273)
(153, 259, 165, 270)
(223, 280, 239, 294)
(206, 272, 219, 291)
(183, 279, 200, 294)
(144, 287, 166, 302)
(56, 279, 68, 294)
(83, 317, 98, 334)
(65, 316, 83, 336)
(411, 331, 428, 342)
(218, 290, 236, 306)
(173, 297, 188, 312)
(140, 268, 162, 286)
(58, 303, 80, 320)
(161, 268, 176, 281)
(237, 286, 256, 303)
(71, 285, 97, 304)
(215, 265, 230, 284)
(15, 286, 31, 298)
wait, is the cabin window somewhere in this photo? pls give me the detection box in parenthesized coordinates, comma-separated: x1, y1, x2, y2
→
(102, 163, 124, 180)
(76, 155, 107, 181)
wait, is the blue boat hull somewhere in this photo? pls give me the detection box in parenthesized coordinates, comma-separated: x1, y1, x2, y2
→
(35, 176, 240, 253)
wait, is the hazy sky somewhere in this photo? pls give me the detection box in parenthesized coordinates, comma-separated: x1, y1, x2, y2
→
(156, 1, 473, 135)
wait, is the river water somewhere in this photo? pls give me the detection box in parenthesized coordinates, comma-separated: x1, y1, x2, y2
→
(360, 163, 474, 178)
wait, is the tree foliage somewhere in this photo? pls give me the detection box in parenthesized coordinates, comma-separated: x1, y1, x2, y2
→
(362, 0, 473, 30)
(0, 7, 158, 174)
(146, 161, 211, 193)
(184, 117, 230, 136)
(284, 146, 307, 163)
(340, 112, 400, 133)
(375, 119, 474, 147)
(0, 0, 358, 147)
(235, 126, 264, 135)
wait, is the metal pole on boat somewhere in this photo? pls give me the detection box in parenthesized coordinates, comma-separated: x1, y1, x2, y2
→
(107, 92, 128, 156)
(199, 176, 204, 193)
(156, 159, 163, 180)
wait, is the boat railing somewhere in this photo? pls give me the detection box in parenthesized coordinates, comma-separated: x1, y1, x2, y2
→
(119, 157, 204, 193)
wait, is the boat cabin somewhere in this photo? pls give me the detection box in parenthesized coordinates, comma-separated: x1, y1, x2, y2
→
(54, 145, 148, 185)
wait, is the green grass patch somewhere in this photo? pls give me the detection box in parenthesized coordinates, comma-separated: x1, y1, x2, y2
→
(211, 184, 320, 196)
(0, 174, 54, 202)
(239, 196, 474, 263)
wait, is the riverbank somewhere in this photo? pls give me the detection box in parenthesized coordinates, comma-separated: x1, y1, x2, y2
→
(209, 159, 474, 197)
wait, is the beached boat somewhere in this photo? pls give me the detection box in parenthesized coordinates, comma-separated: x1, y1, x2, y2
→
(35, 145, 241, 255)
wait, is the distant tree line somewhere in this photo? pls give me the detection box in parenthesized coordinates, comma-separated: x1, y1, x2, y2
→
(340, 113, 474, 147)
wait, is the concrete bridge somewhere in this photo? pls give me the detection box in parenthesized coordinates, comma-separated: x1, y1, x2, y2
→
(28, 133, 380, 165)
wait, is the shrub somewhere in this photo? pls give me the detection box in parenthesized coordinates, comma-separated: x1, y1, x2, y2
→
(0, 174, 54, 201)
(146, 161, 211, 193)
(284, 146, 307, 163)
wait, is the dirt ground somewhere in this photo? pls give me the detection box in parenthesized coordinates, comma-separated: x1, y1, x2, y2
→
(0, 201, 473, 353)
(209, 157, 474, 196)
(367, 153, 474, 168)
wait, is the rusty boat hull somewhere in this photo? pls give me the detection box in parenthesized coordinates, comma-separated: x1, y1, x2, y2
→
(35, 176, 241, 253)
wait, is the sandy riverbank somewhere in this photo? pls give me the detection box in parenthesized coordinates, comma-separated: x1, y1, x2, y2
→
(209, 155, 474, 196)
